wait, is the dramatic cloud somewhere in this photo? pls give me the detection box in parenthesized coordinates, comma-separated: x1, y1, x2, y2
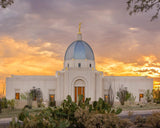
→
(0, 37, 63, 76)
(0, 0, 160, 95)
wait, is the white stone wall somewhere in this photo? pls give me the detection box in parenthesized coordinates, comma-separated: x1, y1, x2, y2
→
(95, 71, 103, 100)
(6, 75, 57, 101)
(103, 76, 153, 102)
(6, 71, 153, 105)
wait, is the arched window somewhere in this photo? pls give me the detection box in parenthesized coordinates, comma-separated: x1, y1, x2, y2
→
(89, 64, 91, 68)
(78, 63, 81, 68)
(67, 64, 69, 68)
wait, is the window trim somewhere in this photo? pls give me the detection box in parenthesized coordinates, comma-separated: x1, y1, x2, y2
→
(15, 92, 20, 100)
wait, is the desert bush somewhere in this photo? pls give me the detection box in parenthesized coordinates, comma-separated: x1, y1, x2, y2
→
(144, 89, 153, 103)
(10, 95, 123, 128)
(75, 107, 132, 128)
(30, 87, 43, 107)
(117, 87, 131, 105)
(20, 93, 27, 100)
(0, 97, 8, 113)
(128, 93, 136, 105)
(1, 97, 8, 108)
(0, 98, 1, 113)
(7, 99, 15, 110)
(21, 87, 44, 108)
(153, 88, 160, 104)
(146, 112, 160, 128)
(134, 116, 146, 127)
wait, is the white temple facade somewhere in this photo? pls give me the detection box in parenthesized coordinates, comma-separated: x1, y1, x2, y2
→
(6, 29, 153, 105)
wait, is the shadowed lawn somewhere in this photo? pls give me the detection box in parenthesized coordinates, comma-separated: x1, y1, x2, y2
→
(0, 109, 22, 118)
(0, 108, 43, 119)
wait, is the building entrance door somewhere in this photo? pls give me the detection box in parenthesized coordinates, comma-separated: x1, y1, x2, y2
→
(75, 87, 85, 103)
(74, 79, 85, 102)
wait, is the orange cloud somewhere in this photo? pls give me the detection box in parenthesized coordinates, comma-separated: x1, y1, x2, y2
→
(1, 37, 160, 96)
(96, 55, 160, 77)
(96, 55, 160, 89)
(0, 36, 64, 96)
(0, 36, 63, 74)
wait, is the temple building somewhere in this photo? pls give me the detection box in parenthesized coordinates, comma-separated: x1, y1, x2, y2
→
(6, 25, 153, 105)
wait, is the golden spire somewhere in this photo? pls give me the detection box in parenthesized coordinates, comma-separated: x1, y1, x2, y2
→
(78, 22, 82, 34)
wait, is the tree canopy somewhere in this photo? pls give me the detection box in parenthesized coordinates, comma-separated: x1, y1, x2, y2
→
(0, 0, 13, 8)
(127, 0, 160, 21)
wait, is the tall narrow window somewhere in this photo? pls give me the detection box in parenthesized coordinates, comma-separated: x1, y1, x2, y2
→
(139, 94, 144, 101)
(49, 94, 55, 102)
(67, 64, 69, 68)
(78, 63, 81, 68)
(49, 94, 55, 106)
(15, 93, 20, 100)
(89, 64, 92, 68)
(104, 95, 108, 102)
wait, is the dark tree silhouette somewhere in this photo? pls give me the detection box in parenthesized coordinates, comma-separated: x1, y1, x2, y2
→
(0, 98, 2, 113)
(0, 0, 14, 8)
(127, 0, 160, 21)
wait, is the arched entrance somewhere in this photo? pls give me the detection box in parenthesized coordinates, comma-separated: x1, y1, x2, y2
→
(74, 79, 85, 102)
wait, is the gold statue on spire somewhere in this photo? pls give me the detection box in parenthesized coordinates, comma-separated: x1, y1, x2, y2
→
(78, 22, 82, 34)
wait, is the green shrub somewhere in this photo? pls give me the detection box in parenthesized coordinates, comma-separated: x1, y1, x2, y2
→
(49, 101, 56, 107)
(7, 99, 15, 110)
(0, 97, 8, 113)
(92, 98, 122, 114)
(1, 97, 8, 108)
(18, 109, 30, 121)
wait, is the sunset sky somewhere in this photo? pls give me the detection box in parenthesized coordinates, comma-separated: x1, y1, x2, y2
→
(1, 0, 160, 96)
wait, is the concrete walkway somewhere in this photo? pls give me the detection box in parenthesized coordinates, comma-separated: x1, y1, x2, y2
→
(119, 109, 160, 116)
(0, 118, 12, 124)
(0, 118, 12, 128)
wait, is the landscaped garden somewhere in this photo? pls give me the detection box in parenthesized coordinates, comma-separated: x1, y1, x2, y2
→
(8, 95, 160, 128)
(0, 88, 160, 128)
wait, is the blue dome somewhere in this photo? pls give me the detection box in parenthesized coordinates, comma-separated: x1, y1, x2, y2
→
(64, 40, 95, 60)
